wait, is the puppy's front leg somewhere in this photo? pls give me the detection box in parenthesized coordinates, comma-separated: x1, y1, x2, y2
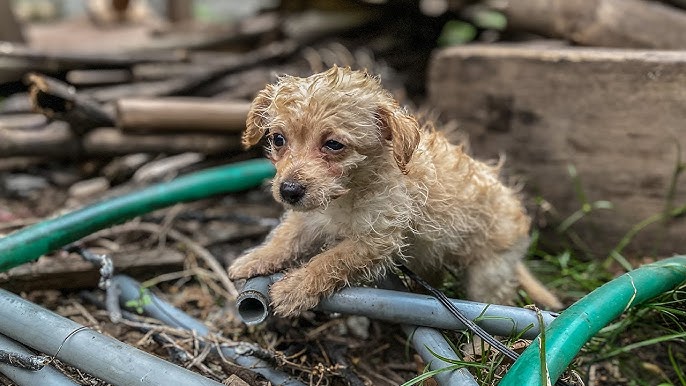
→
(269, 238, 393, 316)
(228, 212, 313, 280)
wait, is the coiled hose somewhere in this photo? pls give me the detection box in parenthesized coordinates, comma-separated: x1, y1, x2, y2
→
(500, 255, 686, 385)
(0, 159, 275, 271)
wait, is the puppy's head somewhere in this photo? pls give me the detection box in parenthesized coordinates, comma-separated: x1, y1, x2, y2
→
(243, 66, 420, 211)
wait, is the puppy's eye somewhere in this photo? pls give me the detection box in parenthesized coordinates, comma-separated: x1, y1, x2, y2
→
(272, 133, 286, 148)
(323, 140, 345, 152)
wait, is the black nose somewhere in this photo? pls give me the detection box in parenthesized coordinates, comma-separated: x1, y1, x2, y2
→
(279, 181, 306, 204)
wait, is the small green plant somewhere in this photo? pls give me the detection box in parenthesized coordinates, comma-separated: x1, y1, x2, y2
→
(668, 346, 686, 386)
(468, 9, 507, 31)
(556, 164, 613, 234)
(438, 20, 477, 46)
(605, 141, 686, 272)
(124, 289, 153, 314)
(400, 346, 489, 386)
(437, 5, 508, 48)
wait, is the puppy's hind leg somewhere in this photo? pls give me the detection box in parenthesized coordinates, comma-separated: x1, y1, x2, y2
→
(465, 256, 519, 306)
(464, 238, 529, 305)
(465, 237, 563, 310)
(516, 262, 563, 310)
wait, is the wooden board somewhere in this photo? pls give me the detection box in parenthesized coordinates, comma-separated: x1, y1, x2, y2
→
(428, 44, 686, 257)
(502, 0, 686, 49)
(0, 249, 185, 292)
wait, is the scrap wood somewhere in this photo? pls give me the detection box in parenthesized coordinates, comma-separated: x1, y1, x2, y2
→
(131, 153, 205, 183)
(158, 11, 281, 51)
(84, 77, 200, 103)
(194, 64, 305, 99)
(0, 0, 24, 44)
(0, 121, 79, 158)
(0, 158, 45, 173)
(116, 11, 281, 53)
(0, 113, 47, 130)
(130, 62, 202, 81)
(0, 124, 241, 160)
(499, 0, 686, 49)
(82, 127, 242, 156)
(27, 73, 115, 133)
(116, 97, 250, 133)
(215, 362, 265, 386)
(0, 41, 187, 73)
(0, 124, 232, 159)
(166, 0, 192, 23)
(65, 69, 133, 86)
(0, 93, 32, 114)
(0, 249, 185, 293)
(85, 40, 299, 102)
(428, 43, 686, 255)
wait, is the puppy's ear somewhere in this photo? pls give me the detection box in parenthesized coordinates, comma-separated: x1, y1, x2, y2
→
(377, 105, 421, 173)
(243, 85, 274, 149)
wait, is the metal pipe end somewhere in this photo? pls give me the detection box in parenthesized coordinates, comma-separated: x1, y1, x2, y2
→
(236, 290, 270, 325)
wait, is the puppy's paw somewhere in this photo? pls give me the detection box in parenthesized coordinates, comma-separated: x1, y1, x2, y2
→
(227, 257, 258, 280)
(228, 251, 285, 280)
(269, 274, 321, 317)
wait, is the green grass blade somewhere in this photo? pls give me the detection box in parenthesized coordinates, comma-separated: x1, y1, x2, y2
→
(669, 346, 686, 386)
(598, 331, 686, 361)
(401, 363, 469, 386)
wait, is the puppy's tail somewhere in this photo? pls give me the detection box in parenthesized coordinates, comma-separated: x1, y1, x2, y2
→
(516, 262, 563, 310)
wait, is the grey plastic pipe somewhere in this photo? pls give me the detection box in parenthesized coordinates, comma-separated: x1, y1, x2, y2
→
(0, 288, 222, 386)
(380, 275, 478, 385)
(112, 275, 305, 386)
(237, 274, 481, 385)
(403, 326, 479, 385)
(235, 274, 282, 325)
(0, 334, 78, 386)
(236, 274, 556, 339)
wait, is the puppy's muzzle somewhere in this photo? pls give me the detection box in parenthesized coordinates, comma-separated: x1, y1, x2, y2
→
(279, 180, 306, 204)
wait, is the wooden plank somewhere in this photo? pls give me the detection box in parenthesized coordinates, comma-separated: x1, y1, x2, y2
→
(82, 127, 242, 156)
(0, 249, 185, 292)
(0, 121, 80, 158)
(428, 44, 686, 256)
(501, 0, 686, 49)
(0, 0, 24, 43)
(116, 97, 250, 133)
(166, 0, 193, 23)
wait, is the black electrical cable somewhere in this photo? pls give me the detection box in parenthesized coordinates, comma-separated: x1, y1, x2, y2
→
(399, 264, 572, 386)
(398, 264, 520, 361)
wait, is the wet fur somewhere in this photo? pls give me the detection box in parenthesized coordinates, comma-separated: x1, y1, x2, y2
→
(229, 66, 562, 316)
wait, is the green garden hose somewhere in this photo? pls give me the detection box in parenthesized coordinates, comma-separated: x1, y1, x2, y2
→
(500, 255, 686, 385)
(0, 159, 275, 272)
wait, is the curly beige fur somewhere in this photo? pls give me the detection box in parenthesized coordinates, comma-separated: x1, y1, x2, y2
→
(228, 66, 562, 316)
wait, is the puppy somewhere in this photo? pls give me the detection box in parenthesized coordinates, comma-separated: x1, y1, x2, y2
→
(228, 66, 562, 316)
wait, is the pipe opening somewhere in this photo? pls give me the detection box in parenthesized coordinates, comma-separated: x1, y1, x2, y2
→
(237, 294, 269, 325)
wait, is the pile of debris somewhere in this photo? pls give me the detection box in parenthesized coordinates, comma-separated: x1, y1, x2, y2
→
(0, 3, 450, 386)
